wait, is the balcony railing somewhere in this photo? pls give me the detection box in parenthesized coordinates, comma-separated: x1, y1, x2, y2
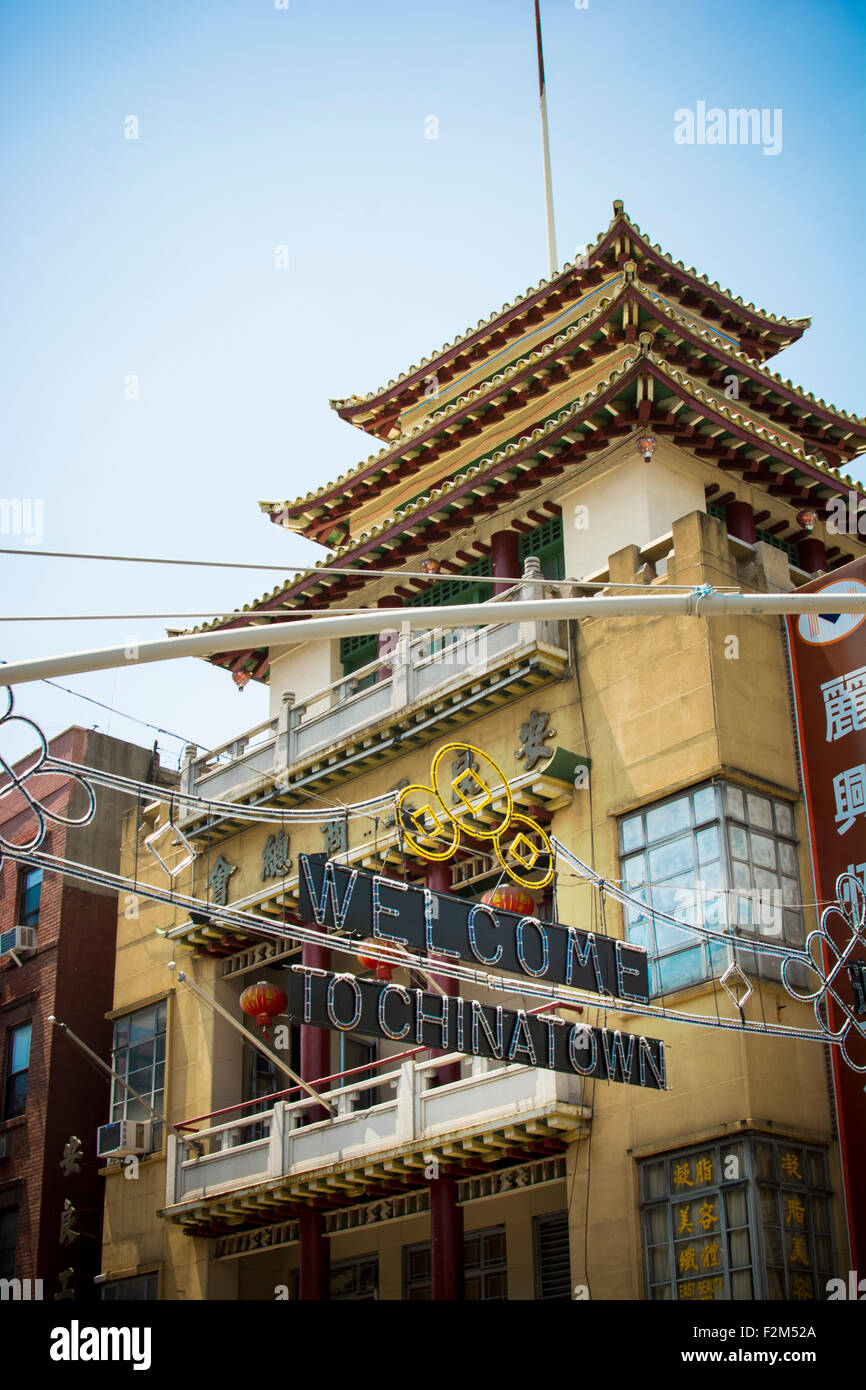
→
(179, 589, 567, 806)
(164, 1051, 584, 1213)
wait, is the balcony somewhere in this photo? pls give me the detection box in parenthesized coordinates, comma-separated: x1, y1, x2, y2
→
(162, 1052, 588, 1236)
(178, 594, 569, 828)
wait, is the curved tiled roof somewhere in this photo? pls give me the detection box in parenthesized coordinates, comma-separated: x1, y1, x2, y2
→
(330, 201, 809, 415)
(264, 278, 862, 534)
(194, 346, 863, 644)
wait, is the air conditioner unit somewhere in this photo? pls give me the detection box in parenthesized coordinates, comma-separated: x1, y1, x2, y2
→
(0, 926, 37, 956)
(96, 1121, 153, 1159)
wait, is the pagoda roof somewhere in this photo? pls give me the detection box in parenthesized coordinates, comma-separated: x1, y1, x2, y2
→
(191, 341, 865, 684)
(331, 200, 810, 441)
(265, 272, 864, 547)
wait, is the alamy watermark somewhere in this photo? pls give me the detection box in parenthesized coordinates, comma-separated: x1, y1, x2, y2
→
(0, 497, 43, 545)
(673, 881, 783, 933)
(674, 103, 782, 157)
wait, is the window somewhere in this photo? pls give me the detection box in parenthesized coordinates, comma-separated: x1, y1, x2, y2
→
(110, 1002, 166, 1137)
(339, 633, 379, 687)
(0, 1207, 18, 1278)
(338, 1033, 380, 1110)
(17, 868, 42, 929)
(619, 781, 803, 995)
(3, 1021, 32, 1119)
(464, 1225, 508, 1300)
(101, 1272, 158, 1300)
(404, 557, 493, 608)
(329, 1254, 378, 1300)
(535, 1211, 571, 1300)
(403, 1225, 508, 1300)
(640, 1136, 834, 1301)
(519, 515, 564, 581)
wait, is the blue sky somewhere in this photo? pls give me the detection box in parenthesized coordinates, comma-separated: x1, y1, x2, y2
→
(1, 0, 864, 766)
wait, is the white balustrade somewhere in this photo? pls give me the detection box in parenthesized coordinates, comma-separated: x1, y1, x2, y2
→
(166, 1052, 581, 1208)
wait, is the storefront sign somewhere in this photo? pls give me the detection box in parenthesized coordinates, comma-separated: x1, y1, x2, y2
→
(786, 556, 866, 1266)
(299, 855, 650, 1004)
(290, 965, 666, 1088)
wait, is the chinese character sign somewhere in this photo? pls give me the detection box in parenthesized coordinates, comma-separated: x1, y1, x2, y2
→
(786, 556, 866, 1266)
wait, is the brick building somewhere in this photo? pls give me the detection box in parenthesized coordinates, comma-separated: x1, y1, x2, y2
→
(0, 725, 157, 1299)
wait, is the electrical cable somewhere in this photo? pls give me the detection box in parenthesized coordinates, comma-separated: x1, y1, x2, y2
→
(39, 678, 199, 747)
(0, 546, 741, 593)
(4, 842, 833, 1046)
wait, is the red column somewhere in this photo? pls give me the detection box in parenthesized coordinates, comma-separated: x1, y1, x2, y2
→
(299, 939, 330, 1299)
(431, 1176, 464, 1301)
(377, 595, 403, 681)
(300, 940, 330, 1100)
(299, 1208, 329, 1301)
(725, 500, 756, 545)
(491, 528, 520, 595)
(798, 537, 827, 574)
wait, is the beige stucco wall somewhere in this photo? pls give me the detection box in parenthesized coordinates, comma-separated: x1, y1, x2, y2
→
(100, 497, 857, 1299)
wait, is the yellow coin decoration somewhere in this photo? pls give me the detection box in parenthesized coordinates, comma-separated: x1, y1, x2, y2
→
(431, 742, 512, 842)
(493, 812, 555, 890)
(394, 741, 555, 890)
(395, 783, 460, 862)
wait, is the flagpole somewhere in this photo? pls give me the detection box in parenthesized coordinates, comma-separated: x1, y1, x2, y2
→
(534, 0, 558, 277)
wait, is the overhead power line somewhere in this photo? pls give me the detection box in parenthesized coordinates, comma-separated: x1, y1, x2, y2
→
(40, 678, 199, 746)
(0, 546, 737, 593)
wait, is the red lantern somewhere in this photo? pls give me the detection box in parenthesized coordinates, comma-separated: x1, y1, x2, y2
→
(357, 941, 393, 981)
(481, 885, 536, 917)
(239, 981, 288, 1034)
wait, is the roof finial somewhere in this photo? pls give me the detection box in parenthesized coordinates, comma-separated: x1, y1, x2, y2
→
(613, 199, 625, 216)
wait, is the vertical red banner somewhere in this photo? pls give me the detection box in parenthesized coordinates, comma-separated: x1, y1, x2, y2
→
(786, 556, 866, 1270)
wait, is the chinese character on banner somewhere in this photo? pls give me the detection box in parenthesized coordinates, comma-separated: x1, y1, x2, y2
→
(785, 1196, 806, 1227)
(780, 1151, 803, 1181)
(701, 1241, 721, 1270)
(515, 710, 555, 770)
(261, 831, 291, 881)
(821, 665, 866, 742)
(673, 1161, 694, 1189)
(450, 748, 478, 806)
(791, 1275, 814, 1300)
(694, 1155, 714, 1184)
(207, 854, 237, 906)
(833, 765, 866, 835)
(789, 1235, 810, 1266)
(59, 1199, 79, 1246)
(320, 819, 348, 856)
(54, 1268, 76, 1301)
(679, 1246, 698, 1274)
(60, 1136, 83, 1177)
(677, 1205, 693, 1236)
(698, 1200, 718, 1232)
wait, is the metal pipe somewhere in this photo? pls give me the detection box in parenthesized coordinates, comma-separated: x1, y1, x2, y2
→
(534, 0, 558, 276)
(48, 1015, 198, 1149)
(3, 589, 865, 685)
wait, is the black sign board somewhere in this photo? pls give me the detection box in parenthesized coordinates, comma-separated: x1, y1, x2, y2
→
(290, 966, 666, 1088)
(298, 855, 649, 1004)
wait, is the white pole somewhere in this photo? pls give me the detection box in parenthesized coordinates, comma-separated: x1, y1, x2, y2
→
(1, 590, 864, 685)
(534, 0, 558, 277)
